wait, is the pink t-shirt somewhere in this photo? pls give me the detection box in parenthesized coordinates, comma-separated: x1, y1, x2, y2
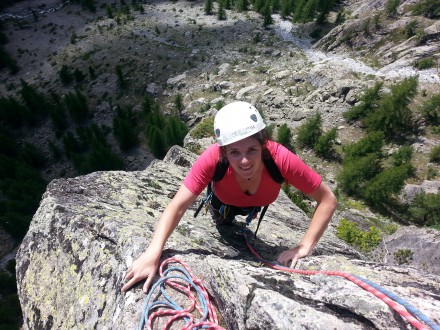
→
(183, 140, 322, 207)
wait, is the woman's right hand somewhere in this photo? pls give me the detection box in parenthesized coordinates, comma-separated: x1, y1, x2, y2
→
(121, 185, 198, 293)
(121, 251, 160, 293)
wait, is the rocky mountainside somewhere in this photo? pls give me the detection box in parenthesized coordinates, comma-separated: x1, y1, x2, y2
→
(316, 0, 440, 82)
(16, 146, 440, 329)
(1, 0, 439, 328)
(0, 0, 438, 183)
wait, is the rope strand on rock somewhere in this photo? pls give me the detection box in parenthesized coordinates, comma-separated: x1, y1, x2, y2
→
(137, 231, 438, 330)
(138, 257, 224, 330)
(241, 228, 440, 330)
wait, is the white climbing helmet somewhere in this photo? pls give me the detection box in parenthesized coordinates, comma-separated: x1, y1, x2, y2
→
(214, 101, 266, 146)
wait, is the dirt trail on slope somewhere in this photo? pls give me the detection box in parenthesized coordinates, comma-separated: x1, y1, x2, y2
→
(273, 14, 440, 85)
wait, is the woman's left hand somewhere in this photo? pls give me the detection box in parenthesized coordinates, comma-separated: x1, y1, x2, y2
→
(277, 182, 337, 268)
(276, 246, 310, 268)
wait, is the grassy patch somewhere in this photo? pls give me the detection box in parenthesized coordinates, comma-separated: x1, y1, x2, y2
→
(336, 218, 382, 252)
(190, 116, 214, 139)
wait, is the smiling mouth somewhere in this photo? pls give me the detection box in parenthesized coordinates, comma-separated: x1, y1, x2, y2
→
(240, 165, 252, 171)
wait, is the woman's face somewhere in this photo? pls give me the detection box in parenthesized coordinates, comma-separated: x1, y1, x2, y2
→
(224, 136, 263, 180)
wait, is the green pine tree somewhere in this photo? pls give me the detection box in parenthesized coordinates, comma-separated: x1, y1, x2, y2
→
(271, 0, 281, 13)
(343, 131, 384, 163)
(115, 65, 128, 90)
(19, 80, 49, 123)
(142, 94, 154, 115)
(49, 92, 68, 131)
(363, 164, 412, 206)
(314, 127, 337, 158)
(223, 0, 232, 9)
(218, 0, 227, 19)
(385, 0, 400, 17)
(65, 90, 89, 123)
(236, 0, 249, 12)
(420, 93, 440, 125)
(343, 81, 383, 122)
(337, 154, 382, 196)
(59, 65, 74, 85)
(296, 112, 322, 149)
(174, 93, 184, 113)
(205, 0, 213, 15)
(149, 126, 167, 158)
(293, 0, 306, 22)
(281, 0, 292, 17)
(254, 0, 265, 13)
(300, 0, 318, 22)
(276, 123, 294, 151)
(409, 193, 440, 228)
(113, 105, 139, 151)
(365, 77, 418, 140)
(0, 95, 28, 127)
(263, 3, 273, 27)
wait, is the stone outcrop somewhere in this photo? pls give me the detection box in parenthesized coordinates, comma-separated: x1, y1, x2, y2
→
(315, 1, 440, 73)
(401, 180, 440, 203)
(374, 225, 440, 275)
(16, 146, 440, 329)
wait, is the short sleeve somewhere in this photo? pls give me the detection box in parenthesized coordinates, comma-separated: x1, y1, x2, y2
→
(183, 144, 220, 196)
(267, 141, 322, 194)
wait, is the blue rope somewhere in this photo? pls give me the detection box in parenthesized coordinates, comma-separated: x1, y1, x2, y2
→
(164, 267, 211, 321)
(354, 275, 440, 330)
(241, 228, 440, 330)
(138, 266, 211, 330)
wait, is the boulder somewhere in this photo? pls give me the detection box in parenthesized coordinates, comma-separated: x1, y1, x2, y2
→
(401, 180, 440, 204)
(373, 225, 440, 275)
(16, 146, 440, 329)
(166, 73, 187, 86)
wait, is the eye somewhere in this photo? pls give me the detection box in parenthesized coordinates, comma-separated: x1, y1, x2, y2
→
(229, 150, 240, 156)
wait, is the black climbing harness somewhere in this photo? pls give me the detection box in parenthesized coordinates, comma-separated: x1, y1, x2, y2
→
(193, 153, 284, 237)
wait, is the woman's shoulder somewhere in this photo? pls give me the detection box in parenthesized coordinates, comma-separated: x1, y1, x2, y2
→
(201, 143, 221, 157)
(265, 139, 279, 150)
(265, 140, 302, 164)
(194, 143, 221, 166)
(265, 140, 288, 156)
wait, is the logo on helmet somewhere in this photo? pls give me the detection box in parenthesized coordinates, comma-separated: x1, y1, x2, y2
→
(230, 125, 256, 139)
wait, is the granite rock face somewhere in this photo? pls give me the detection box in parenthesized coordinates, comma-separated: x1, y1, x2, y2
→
(16, 146, 440, 329)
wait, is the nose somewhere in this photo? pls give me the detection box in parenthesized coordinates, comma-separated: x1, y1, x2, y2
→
(240, 155, 250, 164)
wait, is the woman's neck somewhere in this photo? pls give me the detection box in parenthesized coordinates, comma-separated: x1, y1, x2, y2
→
(235, 162, 264, 195)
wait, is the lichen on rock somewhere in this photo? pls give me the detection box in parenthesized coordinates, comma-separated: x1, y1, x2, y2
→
(16, 146, 440, 329)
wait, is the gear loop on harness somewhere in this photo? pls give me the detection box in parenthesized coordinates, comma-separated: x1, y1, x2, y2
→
(194, 183, 267, 236)
(194, 190, 212, 218)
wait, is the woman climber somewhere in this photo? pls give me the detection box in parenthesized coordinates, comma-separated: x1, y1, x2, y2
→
(122, 101, 337, 293)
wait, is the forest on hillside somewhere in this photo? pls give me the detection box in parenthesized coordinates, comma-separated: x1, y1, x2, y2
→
(0, 0, 351, 241)
(0, 0, 439, 328)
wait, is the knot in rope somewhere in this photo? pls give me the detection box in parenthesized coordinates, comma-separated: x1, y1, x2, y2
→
(138, 257, 225, 330)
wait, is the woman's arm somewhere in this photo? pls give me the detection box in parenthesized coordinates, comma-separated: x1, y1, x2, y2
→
(121, 184, 198, 293)
(277, 181, 337, 267)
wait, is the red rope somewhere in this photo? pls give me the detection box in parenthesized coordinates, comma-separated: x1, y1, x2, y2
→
(244, 235, 430, 330)
(146, 257, 224, 330)
(143, 239, 433, 329)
